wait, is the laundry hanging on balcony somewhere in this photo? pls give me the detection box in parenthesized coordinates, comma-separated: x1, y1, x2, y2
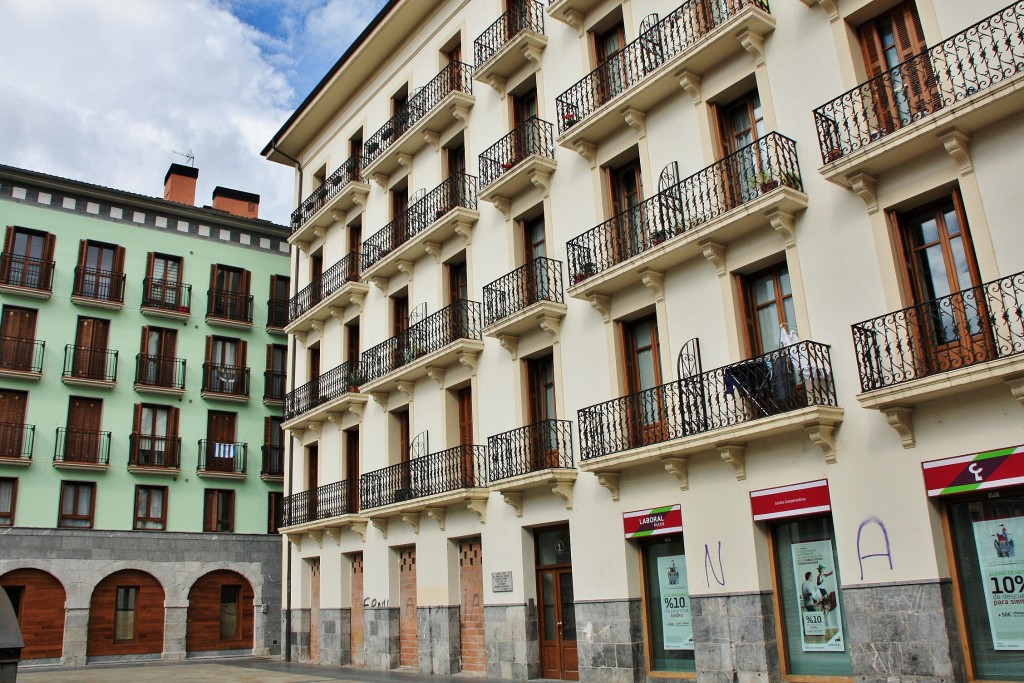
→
(214, 442, 237, 459)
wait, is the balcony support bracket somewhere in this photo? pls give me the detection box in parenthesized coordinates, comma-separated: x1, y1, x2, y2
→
(458, 351, 480, 376)
(324, 527, 342, 547)
(370, 173, 389, 189)
(371, 517, 389, 539)
(664, 456, 689, 491)
(799, 0, 839, 22)
(305, 421, 321, 437)
(310, 320, 325, 336)
(490, 196, 512, 222)
(424, 242, 442, 263)
(308, 530, 324, 549)
(351, 291, 365, 311)
(588, 294, 612, 323)
(498, 334, 519, 359)
(596, 472, 620, 501)
(530, 169, 553, 198)
(352, 186, 369, 208)
(401, 512, 420, 535)
(768, 210, 797, 248)
(739, 30, 766, 67)
(370, 392, 388, 408)
(370, 276, 388, 293)
(718, 443, 747, 481)
(396, 153, 413, 170)
(487, 74, 507, 98)
(454, 220, 474, 246)
(807, 423, 838, 464)
(561, 9, 585, 36)
(501, 492, 524, 517)
(640, 269, 665, 303)
(396, 260, 414, 281)
(623, 108, 647, 140)
(313, 227, 327, 241)
(552, 481, 574, 510)
(351, 521, 368, 541)
(326, 412, 345, 429)
(940, 129, 973, 176)
(396, 381, 415, 402)
(1004, 374, 1024, 407)
(882, 405, 915, 449)
(677, 71, 702, 104)
(451, 103, 471, 125)
(523, 43, 544, 69)
(701, 241, 727, 277)
(574, 141, 597, 169)
(423, 131, 441, 151)
(539, 315, 562, 343)
(329, 307, 345, 323)
(426, 366, 446, 388)
(465, 495, 488, 523)
(849, 172, 878, 214)
(425, 507, 446, 531)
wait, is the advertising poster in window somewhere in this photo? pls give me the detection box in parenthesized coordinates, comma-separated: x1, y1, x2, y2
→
(972, 515, 1024, 650)
(656, 555, 693, 651)
(791, 540, 844, 652)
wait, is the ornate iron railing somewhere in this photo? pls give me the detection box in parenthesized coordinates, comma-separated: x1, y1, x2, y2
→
(63, 345, 118, 382)
(288, 253, 363, 322)
(361, 300, 483, 382)
(128, 434, 182, 469)
(474, 0, 545, 67)
(567, 132, 801, 283)
(267, 299, 289, 329)
(284, 360, 363, 420)
(363, 173, 478, 268)
(207, 289, 254, 323)
(0, 253, 54, 292)
(556, 0, 769, 134)
(0, 337, 44, 374)
(363, 61, 475, 165)
(360, 445, 489, 509)
(142, 278, 191, 313)
(852, 271, 1024, 391)
(483, 257, 564, 326)
(814, 1, 1024, 163)
(487, 419, 574, 482)
(479, 116, 555, 189)
(72, 266, 126, 303)
(262, 445, 285, 477)
(289, 155, 364, 231)
(197, 440, 247, 474)
(579, 341, 837, 460)
(0, 423, 34, 461)
(264, 369, 287, 402)
(135, 354, 186, 390)
(54, 428, 111, 466)
(201, 362, 250, 397)
(282, 479, 359, 526)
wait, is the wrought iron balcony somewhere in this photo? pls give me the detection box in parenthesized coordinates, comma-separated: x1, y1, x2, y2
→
(362, 173, 478, 274)
(282, 479, 359, 527)
(141, 278, 191, 317)
(264, 369, 286, 404)
(267, 299, 289, 331)
(72, 266, 126, 306)
(488, 419, 574, 482)
(128, 434, 182, 470)
(287, 253, 366, 331)
(0, 423, 34, 463)
(54, 428, 111, 467)
(361, 300, 483, 385)
(290, 154, 365, 233)
(567, 133, 803, 290)
(0, 337, 44, 376)
(359, 445, 488, 509)
(0, 253, 54, 296)
(134, 354, 186, 393)
(284, 360, 363, 421)
(62, 345, 118, 384)
(815, 1, 1024, 168)
(474, 0, 547, 87)
(206, 289, 254, 325)
(261, 445, 285, 479)
(579, 341, 838, 462)
(483, 257, 565, 329)
(478, 116, 556, 192)
(201, 362, 250, 399)
(197, 440, 247, 476)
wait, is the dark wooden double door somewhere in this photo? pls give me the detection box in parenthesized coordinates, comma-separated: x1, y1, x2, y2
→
(0, 307, 37, 372)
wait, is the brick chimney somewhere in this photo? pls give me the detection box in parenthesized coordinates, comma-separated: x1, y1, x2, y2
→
(212, 186, 260, 219)
(163, 163, 198, 205)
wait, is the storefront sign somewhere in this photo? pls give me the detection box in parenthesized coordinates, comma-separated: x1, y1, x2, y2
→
(491, 571, 513, 593)
(750, 480, 831, 522)
(623, 504, 682, 538)
(972, 515, 1024, 650)
(656, 555, 693, 651)
(922, 444, 1024, 497)
(791, 540, 845, 652)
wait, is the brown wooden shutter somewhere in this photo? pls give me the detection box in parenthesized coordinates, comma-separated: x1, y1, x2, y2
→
(238, 340, 248, 368)
(526, 361, 540, 424)
(0, 391, 27, 425)
(77, 240, 87, 267)
(168, 407, 180, 437)
(735, 274, 759, 357)
(240, 269, 251, 296)
(269, 275, 279, 299)
(264, 416, 271, 447)
(858, 23, 887, 78)
(209, 264, 220, 290)
(204, 336, 213, 363)
(145, 252, 155, 279)
(132, 404, 143, 433)
(203, 490, 214, 531)
(140, 326, 150, 354)
(113, 246, 126, 274)
(891, 2, 927, 60)
(163, 328, 177, 358)
(620, 323, 637, 394)
(3, 227, 13, 252)
(265, 344, 272, 372)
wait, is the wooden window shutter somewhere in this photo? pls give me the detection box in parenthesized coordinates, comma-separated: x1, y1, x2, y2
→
(736, 274, 759, 356)
(891, 2, 927, 60)
(145, 252, 155, 279)
(43, 233, 56, 261)
(858, 22, 887, 78)
(264, 416, 271, 447)
(77, 239, 87, 267)
(113, 246, 126, 273)
(209, 264, 220, 290)
(132, 404, 143, 433)
(239, 340, 248, 368)
(140, 326, 150, 354)
(204, 335, 213, 363)
(649, 317, 663, 384)
(162, 328, 177, 358)
(269, 275, 279, 299)
(203, 490, 214, 531)
(526, 361, 540, 424)
(620, 323, 638, 394)
(168, 406, 180, 437)
(241, 269, 251, 295)
(265, 344, 272, 371)
(2, 227, 12, 252)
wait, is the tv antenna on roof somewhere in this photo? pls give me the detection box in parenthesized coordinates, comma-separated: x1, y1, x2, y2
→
(172, 148, 195, 167)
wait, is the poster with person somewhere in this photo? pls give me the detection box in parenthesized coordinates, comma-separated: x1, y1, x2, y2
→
(972, 515, 1024, 650)
(656, 555, 693, 651)
(791, 540, 845, 652)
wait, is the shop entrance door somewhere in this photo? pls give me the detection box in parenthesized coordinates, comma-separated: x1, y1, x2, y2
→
(535, 525, 577, 680)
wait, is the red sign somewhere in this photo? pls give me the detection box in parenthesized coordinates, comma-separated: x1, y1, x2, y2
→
(749, 479, 831, 521)
(922, 444, 1024, 497)
(623, 504, 682, 538)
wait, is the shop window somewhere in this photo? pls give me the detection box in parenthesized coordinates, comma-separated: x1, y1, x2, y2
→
(114, 586, 138, 641)
(58, 481, 95, 529)
(220, 584, 241, 639)
(133, 485, 167, 531)
(0, 477, 16, 526)
(640, 534, 695, 673)
(772, 515, 852, 676)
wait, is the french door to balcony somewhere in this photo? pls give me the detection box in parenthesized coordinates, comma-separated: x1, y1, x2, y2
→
(610, 162, 644, 263)
(66, 397, 102, 462)
(623, 315, 667, 446)
(0, 390, 27, 458)
(528, 356, 560, 470)
(207, 411, 237, 472)
(0, 307, 37, 371)
(142, 327, 177, 386)
(74, 317, 109, 379)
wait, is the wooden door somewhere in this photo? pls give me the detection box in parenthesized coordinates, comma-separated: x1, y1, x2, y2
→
(345, 430, 360, 512)
(0, 307, 37, 371)
(310, 254, 324, 307)
(512, 88, 538, 128)
(66, 397, 102, 462)
(348, 226, 362, 277)
(716, 91, 766, 208)
(522, 217, 547, 306)
(206, 411, 237, 472)
(141, 327, 177, 386)
(391, 187, 409, 249)
(307, 443, 320, 519)
(457, 386, 474, 485)
(74, 317, 109, 379)
(622, 315, 667, 445)
(309, 558, 321, 662)
(0, 390, 27, 457)
(527, 356, 559, 469)
(538, 568, 578, 680)
(392, 294, 409, 368)
(593, 23, 626, 107)
(609, 162, 643, 262)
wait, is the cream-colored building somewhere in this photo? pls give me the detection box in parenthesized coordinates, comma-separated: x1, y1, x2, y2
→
(262, 0, 1024, 680)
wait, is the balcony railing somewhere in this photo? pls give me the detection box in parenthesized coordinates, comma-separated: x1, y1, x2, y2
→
(0, 423, 34, 462)
(128, 434, 182, 469)
(363, 173, 478, 269)
(197, 440, 247, 475)
(206, 289, 254, 324)
(290, 155, 364, 231)
(852, 271, 1024, 392)
(567, 132, 802, 284)
(360, 445, 488, 509)
(262, 444, 285, 478)
(135, 354, 186, 391)
(264, 369, 286, 403)
(141, 278, 191, 314)
(0, 253, 54, 293)
(202, 363, 250, 397)
(488, 419, 574, 482)
(475, 0, 545, 67)
(72, 266, 126, 303)
(0, 337, 44, 374)
(285, 360, 362, 420)
(814, 1, 1024, 164)
(54, 428, 111, 466)
(62, 345, 118, 383)
(579, 341, 838, 461)
(483, 257, 564, 326)
(362, 300, 483, 382)
(282, 480, 359, 526)
(267, 299, 289, 329)
(363, 61, 474, 166)
(289, 253, 363, 322)
(556, 0, 769, 134)
(479, 116, 555, 189)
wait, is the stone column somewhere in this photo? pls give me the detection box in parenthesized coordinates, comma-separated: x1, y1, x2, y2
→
(691, 591, 779, 683)
(60, 607, 89, 667)
(576, 598, 644, 683)
(484, 603, 539, 680)
(162, 606, 188, 661)
(417, 605, 460, 674)
(364, 606, 399, 670)
(289, 608, 310, 662)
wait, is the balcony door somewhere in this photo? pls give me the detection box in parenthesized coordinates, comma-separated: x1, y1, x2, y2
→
(207, 411, 237, 472)
(210, 265, 249, 319)
(458, 387, 475, 486)
(0, 307, 37, 371)
(717, 91, 767, 207)
(66, 397, 102, 462)
(80, 241, 120, 299)
(146, 253, 183, 308)
(310, 252, 324, 307)
(523, 217, 551, 306)
(622, 315, 666, 445)
(135, 404, 176, 466)
(140, 326, 177, 386)
(593, 22, 626, 107)
(2, 227, 52, 289)
(307, 443, 320, 519)
(527, 355, 559, 469)
(348, 226, 362, 277)
(208, 337, 245, 393)
(609, 161, 644, 264)
(345, 430, 360, 512)
(74, 317, 109, 380)
(0, 390, 27, 458)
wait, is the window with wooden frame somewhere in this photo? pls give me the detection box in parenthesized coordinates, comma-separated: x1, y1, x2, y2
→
(204, 336, 247, 395)
(512, 86, 539, 130)
(1, 226, 55, 291)
(58, 480, 96, 528)
(133, 485, 167, 530)
(70, 316, 111, 381)
(446, 142, 466, 179)
(208, 264, 251, 322)
(267, 274, 290, 329)
(143, 252, 185, 311)
(345, 322, 360, 365)
(131, 403, 179, 467)
(608, 159, 644, 262)
(0, 306, 38, 373)
(394, 409, 410, 464)
(63, 396, 103, 463)
(739, 261, 795, 356)
(265, 344, 287, 402)
(456, 386, 476, 484)
(389, 184, 410, 250)
(205, 411, 239, 473)
(447, 259, 468, 305)
(391, 85, 410, 138)
(220, 584, 242, 639)
(203, 489, 234, 532)
(74, 240, 125, 301)
(0, 477, 16, 526)
(592, 17, 627, 106)
(620, 314, 666, 445)
(526, 354, 560, 469)
(114, 586, 139, 642)
(713, 89, 767, 207)
(267, 491, 283, 534)
(345, 429, 360, 511)
(0, 390, 29, 461)
(347, 223, 363, 277)
(263, 416, 284, 477)
(138, 325, 179, 388)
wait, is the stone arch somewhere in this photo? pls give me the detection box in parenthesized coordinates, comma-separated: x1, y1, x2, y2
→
(186, 569, 254, 653)
(87, 569, 165, 657)
(1, 568, 67, 660)
(177, 560, 264, 606)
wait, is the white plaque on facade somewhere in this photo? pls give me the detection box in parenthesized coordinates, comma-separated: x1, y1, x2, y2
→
(492, 571, 513, 593)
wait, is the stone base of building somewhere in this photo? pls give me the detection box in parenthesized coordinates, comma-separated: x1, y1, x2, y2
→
(287, 608, 310, 663)
(318, 608, 349, 665)
(417, 606, 460, 674)
(484, 603, 539, 680)
(576, 598, 644, 683)
(364, 606, 399, 670)
(691, 591, 779, 683)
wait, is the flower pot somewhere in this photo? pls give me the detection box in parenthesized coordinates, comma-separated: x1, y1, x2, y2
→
(759, 180, 780, 193)
(348, 385, 360, 393)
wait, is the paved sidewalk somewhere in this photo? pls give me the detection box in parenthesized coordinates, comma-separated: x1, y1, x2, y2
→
(17, 657, 502, 683)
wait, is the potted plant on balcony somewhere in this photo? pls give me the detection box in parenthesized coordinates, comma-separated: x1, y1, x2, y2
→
(381, 125, 395, 140)
(749, 170, 780, 194)
(650, 228, 670, 245)
(561, 112, 579, 127)
(572, 262, 597, 285)
(366, 140, 380, 155)
(345, 368, 364, 393)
